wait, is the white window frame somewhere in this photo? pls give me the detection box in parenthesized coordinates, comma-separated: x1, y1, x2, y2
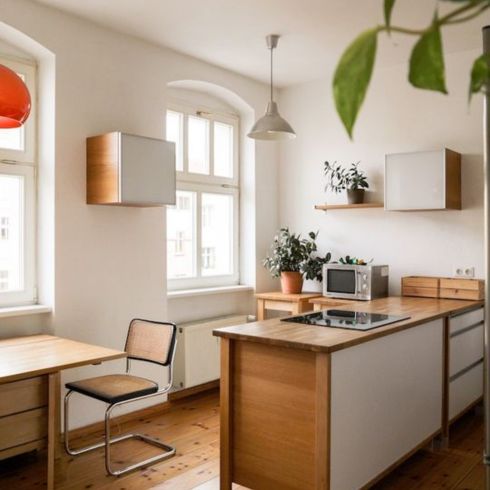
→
(166, 100, 240, 291)
(0, 56, 37, 307)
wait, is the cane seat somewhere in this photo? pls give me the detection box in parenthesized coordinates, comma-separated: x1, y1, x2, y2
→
(66, 374, 158, 404)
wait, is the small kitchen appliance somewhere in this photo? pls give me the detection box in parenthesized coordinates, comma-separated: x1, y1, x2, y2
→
(281, 309, 409, 331)
(322, 263, 389, 301)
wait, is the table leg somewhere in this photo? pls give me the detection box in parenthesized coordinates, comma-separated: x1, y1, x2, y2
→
(257, 299, 265, 321)
(291, 303, 301, 315)
(47, 372, 61, 490)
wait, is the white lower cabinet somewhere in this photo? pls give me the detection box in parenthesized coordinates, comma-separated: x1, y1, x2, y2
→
(449, 361, 483, 420)
(330, 319, 443, 490)
(448, 307, 484, 422)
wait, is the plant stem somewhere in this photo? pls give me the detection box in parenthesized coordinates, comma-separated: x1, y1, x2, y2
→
(378, 0, 489, 37)
(445, 3, 490, 25)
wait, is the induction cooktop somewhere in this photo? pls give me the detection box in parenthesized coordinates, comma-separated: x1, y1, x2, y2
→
(281, 309, 410, 331)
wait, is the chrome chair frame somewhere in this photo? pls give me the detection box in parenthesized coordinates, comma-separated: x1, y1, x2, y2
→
(64, 320, 177, 477)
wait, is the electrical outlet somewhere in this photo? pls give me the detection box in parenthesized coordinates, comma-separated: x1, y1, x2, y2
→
(453, 266, 475, 278)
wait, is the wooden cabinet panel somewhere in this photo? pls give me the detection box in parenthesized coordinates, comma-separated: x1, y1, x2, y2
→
(87, 132, 176, 207)
(0, 407, 47, 452)
(0, 376, 47, 417)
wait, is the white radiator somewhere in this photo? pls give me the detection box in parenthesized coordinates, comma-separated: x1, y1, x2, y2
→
(172, 314, 249, 390)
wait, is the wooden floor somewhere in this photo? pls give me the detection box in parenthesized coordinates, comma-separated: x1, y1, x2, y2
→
(0, 389, 485, 489)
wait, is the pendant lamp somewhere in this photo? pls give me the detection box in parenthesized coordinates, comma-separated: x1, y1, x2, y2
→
(0, 64, 31, 128)
(248, 35, 296, 140)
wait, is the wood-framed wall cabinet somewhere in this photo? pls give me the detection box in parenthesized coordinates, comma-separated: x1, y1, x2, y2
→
(87, 132, 176, 207)
(385, 148, 461, 211)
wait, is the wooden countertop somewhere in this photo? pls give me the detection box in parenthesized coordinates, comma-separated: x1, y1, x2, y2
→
(213, 296, 484, 353)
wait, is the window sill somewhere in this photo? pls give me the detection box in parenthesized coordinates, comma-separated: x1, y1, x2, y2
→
(167, 285, 253, 299)
(0, 304, 52, 319)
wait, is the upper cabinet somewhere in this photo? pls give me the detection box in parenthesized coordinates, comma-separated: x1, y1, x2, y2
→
(87, 132, 176, 207)
(384, 149, 461, 211)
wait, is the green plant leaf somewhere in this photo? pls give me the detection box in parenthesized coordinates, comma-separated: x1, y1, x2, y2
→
(409, 22, 448, 94)
(469, 53, 490, 101)
(384, 0, 396, 32)
(333, 28, 378, 139)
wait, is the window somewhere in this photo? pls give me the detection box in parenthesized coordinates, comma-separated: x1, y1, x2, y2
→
(166, 102, 239, 290)
(0, 57, 36, 307)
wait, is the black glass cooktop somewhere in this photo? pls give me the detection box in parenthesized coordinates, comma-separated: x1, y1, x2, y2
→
(281, 309, 410, 331)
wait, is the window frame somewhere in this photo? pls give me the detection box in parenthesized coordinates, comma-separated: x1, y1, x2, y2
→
(0, 56, 37, 307)
(166, 100, 240, 291)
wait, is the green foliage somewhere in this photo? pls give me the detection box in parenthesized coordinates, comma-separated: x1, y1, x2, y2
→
(409, 21, 447, 93)
(469, 54, 490, 101)
(384, 0, 396, 32)
(332, 28, 378, 138)
(333, 0, 490, 138)
(263, 228, 332, 282)
(324, 161, 369, 193)
(338, 255, 372, 265)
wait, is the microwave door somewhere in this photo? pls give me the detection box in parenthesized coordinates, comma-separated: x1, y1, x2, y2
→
(325, 268, 357, 298)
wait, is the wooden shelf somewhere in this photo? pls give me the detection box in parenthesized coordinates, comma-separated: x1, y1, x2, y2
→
(314, 203, 384, 211)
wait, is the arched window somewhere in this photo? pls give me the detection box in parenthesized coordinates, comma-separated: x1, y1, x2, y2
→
(166, 98, 239, 290)
(0, 56, 36, 306)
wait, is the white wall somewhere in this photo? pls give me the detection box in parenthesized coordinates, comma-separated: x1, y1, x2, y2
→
(279, 48, 484, 294)
(0, 0, 279, 427)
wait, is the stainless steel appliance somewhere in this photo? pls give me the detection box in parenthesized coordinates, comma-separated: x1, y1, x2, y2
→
(322, 263, 389, 301)
(281, 309, 409, 331)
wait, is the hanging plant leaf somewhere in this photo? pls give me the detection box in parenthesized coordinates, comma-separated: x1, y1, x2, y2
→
(384, 0, 397, 32)
(409, 21, 448, 93)
(469, 53, 490, 101)
(333, 28, 378, 139)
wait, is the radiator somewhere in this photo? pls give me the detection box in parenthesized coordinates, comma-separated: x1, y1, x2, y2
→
(172, 314, 249, 390)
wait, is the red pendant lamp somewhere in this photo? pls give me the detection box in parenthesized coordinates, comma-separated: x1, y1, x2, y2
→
(0, 64, 31, 128)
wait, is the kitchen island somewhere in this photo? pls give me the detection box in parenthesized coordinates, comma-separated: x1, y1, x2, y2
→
(213, 296, 484, 490)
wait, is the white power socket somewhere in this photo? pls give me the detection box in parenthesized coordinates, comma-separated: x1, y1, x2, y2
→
(453, 266, 475, 278)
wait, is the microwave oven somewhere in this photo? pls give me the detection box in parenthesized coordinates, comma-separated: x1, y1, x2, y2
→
(322, 264, 389, 301)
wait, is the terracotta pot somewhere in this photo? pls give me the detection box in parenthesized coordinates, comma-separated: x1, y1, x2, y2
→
(347, 188, 365, 204)
(280, 271, 303, 294)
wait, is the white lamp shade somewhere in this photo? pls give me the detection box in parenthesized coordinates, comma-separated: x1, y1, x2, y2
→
(248, 101, 296, 140)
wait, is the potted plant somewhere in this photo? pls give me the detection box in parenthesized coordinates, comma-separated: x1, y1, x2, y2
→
(263, 228, 331, 294)
(324, 161, 369, 204)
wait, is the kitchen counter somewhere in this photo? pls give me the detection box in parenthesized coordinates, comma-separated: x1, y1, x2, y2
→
(214, 296, 484, 490)
(214, 295, 483, 354)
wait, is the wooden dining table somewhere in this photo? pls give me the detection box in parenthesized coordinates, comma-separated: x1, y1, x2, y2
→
(0, 334, 126, 489)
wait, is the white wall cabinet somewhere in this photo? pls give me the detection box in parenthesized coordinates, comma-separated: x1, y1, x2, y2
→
(87, 132, 176, 206)
(385, 149, 461, 211)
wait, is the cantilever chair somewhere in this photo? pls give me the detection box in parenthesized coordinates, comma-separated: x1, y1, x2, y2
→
(64, 318, 177, 476)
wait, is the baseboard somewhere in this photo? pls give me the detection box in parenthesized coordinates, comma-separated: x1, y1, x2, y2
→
(67, 382, 219, 440)
(168, 380, 220, 401)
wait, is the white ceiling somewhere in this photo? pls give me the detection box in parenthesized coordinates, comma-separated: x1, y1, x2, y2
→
(34, 0, 490, 87)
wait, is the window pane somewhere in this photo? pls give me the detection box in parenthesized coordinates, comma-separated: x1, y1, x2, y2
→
(167, 190, 196, 279)
(201, 193, 233, 276)
(188, 116, 209, 175)
(166, 111, 183, 171)
(214, 122, 233, 178)
(0, 73, 25, 152)
(0, 174, 24, 292)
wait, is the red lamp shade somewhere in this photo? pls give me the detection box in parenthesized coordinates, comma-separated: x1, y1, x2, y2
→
(0, 64, 31, 128)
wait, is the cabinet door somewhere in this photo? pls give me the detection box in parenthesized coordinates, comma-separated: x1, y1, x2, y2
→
(120, 133, 176, 205)
(385, 150, 445, 210)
